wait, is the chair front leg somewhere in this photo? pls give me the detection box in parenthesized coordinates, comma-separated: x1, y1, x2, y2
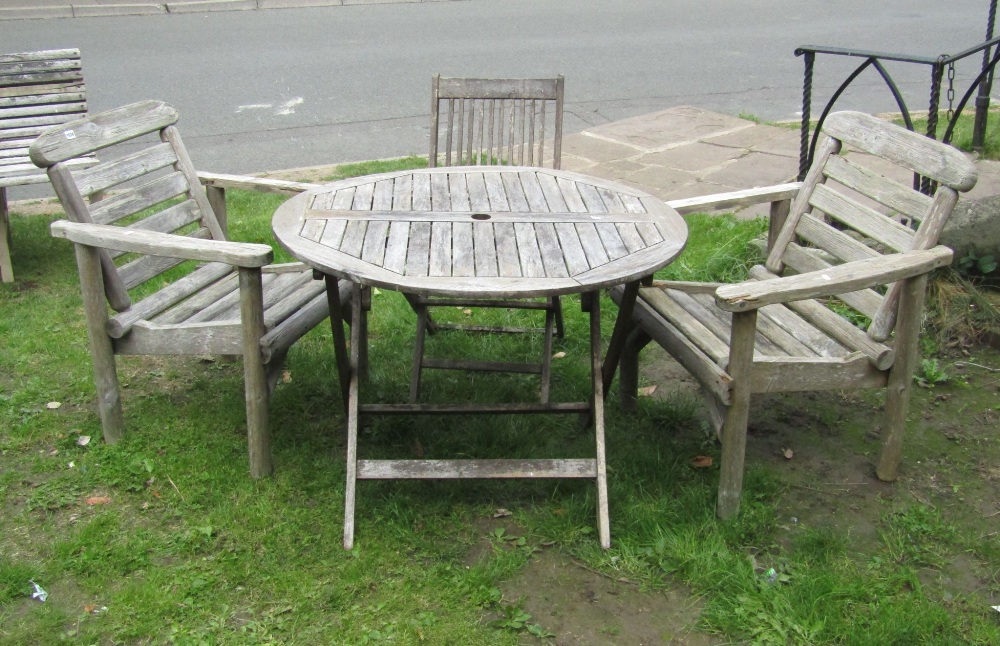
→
(75, 244, 125, 442)
(876, 274, 928, 482)
(717, 309, 757, 520)
(239, 266, 272, 479)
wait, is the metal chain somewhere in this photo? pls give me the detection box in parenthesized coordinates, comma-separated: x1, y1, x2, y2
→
(947, 61, 956, 122)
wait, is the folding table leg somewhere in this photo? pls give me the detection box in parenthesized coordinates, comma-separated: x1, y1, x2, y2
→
(344, 282, 364, 550)
(587, 291, 611, 549)
(325, 275, 351, 410)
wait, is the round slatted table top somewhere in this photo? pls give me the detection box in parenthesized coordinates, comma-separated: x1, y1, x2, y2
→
(272, 166, 687, 298)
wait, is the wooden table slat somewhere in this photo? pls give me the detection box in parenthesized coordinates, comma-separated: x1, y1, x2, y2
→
(473, 221, 499, 277)
(574, 180, 609, 214)
(536, 172, 568, 211)
(340, 220, 369, 258)
(361, 220, 390, 265)
(392, 173, 413, 211)
(576, 222, 611, 268)
(494, 221, 521, 277)
(518, 170, 550, 212)
(331, 186, 356, 210)
(429, 221, 452, 276)
(483, 171, 511, 212)
(556, 176, 589, 212)
(319, 218, 348, 249)
(554, 222, 591, 275)
(452, 221, 475, 276)
(514, 222, 546, 278)
(466, 171, 490, 211)
(501, 171, 531, 213)
(352, 181, 376, 211)
(430, 172, 451, 211)
(372, 179, 394, 211)
(616, 222, 647, 253)
(405, 221, 431, 276)
(300, 218, 325, 242)
(412, 173, 432, 210)
(598, 186, 628, 213)
(448, 172, 471, 212)
(596, 222, 630, 260)
(535, 222, 570, 278)
(383, 221, 410, 274)
(636, 221, 665, 246)
(620, 194, 647, 214)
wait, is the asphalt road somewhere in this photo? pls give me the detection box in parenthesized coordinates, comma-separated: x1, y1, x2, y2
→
(3, 0, 992, 181)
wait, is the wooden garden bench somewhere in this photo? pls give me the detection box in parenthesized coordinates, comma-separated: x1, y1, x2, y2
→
(1, 48, 95, 283)
(613, 111, 978, 519)
(30, 100, 349, 478)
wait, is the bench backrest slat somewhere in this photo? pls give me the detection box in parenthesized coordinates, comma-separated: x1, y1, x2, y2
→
(0, 49, 88, 184)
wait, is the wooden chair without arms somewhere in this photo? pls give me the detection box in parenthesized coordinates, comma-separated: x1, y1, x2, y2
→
(30, 100, 346, 478)
(1, 48, 95, 283)
(613, 111, 977, 519)
(411, 75, 567, 403)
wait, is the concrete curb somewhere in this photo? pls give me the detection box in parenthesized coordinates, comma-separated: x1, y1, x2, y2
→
(0, 0, 457, 21)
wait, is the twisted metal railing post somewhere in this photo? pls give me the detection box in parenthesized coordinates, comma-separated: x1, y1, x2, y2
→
(799, 51, 815, 180)
(923, 62, 945, 193)
(973, 0, 998, 151)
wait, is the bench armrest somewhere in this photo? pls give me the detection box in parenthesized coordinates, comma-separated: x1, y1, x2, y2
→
(665, 182, 801, 215)
(51, 220, 273, 268)
(197, 171, 319, 196)
(714, 246, 953, 312)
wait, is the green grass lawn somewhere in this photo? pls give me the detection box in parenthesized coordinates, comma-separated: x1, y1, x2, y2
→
(1, 173, 999, 644)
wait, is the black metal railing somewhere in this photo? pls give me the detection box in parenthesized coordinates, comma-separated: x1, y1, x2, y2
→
(796, 0, 999, 192)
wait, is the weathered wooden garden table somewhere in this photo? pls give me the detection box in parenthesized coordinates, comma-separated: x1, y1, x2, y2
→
(272, 166, 687, 549)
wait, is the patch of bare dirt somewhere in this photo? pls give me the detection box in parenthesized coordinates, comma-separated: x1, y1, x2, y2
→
(465, 516, 718, 645)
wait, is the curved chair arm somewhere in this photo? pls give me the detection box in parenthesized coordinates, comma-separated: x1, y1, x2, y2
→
(714, 246, 953, 312)
(51, 220, 273, 268)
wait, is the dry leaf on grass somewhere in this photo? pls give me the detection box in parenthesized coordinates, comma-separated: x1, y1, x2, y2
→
(76, 436, 91, 447)
(493, 508, 513, 518)
(552, 351, 567, 360)
(691, 455, 713, 468)
(782, 448, 794, 459)
(46, 402, 61, 410)
(85, 496, 112, 506)
(638, 385, 658, 397)
(281, 370, 292, 384)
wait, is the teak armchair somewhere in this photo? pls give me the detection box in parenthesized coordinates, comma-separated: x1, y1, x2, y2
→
(30, 100, 346, 478)
(613, 111, 977, 518)
(411, 76, 567, 402)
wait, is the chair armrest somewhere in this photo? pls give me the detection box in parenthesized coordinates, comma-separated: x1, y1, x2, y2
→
(51, 220, 273, 268)
(197, 171, 319, 196)
(714, 246, 953, 312)
(665, 182, 801, 215)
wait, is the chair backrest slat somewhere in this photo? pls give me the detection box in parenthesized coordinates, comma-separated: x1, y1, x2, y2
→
(89, 171, 190, 225)
(30, 100, 228, 312)
(809, 183, 916, 252)
(120, 228, 213, 290)
(760, 110, 977, 343)
(822, 154, 932, 224)
(74, 142, 178, 196)
(782, 242, 883, 319)
(429, 75, 564, 169)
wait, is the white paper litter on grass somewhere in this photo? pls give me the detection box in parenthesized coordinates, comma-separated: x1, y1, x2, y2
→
(29, 581, 47, 602)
